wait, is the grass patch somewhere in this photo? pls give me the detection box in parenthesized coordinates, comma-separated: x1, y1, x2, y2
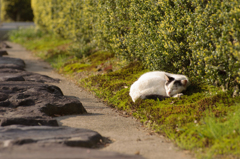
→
(81, 63, 240, 158)
(9, 28, 240, 159)
(9, 27, 71, 51)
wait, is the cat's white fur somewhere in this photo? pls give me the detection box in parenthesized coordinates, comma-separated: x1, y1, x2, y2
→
(129, 71, 190, 102)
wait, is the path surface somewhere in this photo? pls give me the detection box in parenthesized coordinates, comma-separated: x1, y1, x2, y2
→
(5, 41, 194, 159)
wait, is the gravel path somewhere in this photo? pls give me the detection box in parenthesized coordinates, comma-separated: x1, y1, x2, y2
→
(5, 41, 194, 159)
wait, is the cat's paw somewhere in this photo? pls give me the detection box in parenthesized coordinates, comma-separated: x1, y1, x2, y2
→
(172, 93, 183, 98)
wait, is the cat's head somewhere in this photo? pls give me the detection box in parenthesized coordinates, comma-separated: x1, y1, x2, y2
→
(164, 74, 188, 97)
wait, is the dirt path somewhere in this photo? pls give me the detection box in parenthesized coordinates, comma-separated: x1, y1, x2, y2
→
(5, 41, 194, 159)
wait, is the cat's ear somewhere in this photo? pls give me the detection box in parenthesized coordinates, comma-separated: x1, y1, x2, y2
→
(165, 74, 174, 82)
(181, 80, 188, 86)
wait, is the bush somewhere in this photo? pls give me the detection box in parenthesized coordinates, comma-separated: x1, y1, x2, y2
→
(31, 0, 240, 91)
(1, 0, 33, 21)
(98, 0, 240, 90)
(31, 0, 97, 41)
(188, 0, 240, 90)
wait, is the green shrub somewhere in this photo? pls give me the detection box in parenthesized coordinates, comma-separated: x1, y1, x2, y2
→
(32, 0, 96, 39)
(98, 0, 240, 90)
(1, 0, 33, 21)
(188, 0, 240, 90)
(31, 0, 240, 91)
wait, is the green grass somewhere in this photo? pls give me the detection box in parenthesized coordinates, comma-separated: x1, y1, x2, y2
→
(8, 28, 240, 159)
(9, 27, 71, 51)
(81, 63, 240, 158)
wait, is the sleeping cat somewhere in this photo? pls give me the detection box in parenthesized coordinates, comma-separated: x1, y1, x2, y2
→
(129, 71, 190, 102)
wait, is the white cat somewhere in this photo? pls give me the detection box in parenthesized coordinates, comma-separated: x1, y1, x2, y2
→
(129, 71, 190, 102)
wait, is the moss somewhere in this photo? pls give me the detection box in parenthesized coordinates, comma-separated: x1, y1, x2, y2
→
(59, 51, 116, 74)
(81, 61, 240, 158)
(88, 51, 114, 64)
(64, 63, 91, 74)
